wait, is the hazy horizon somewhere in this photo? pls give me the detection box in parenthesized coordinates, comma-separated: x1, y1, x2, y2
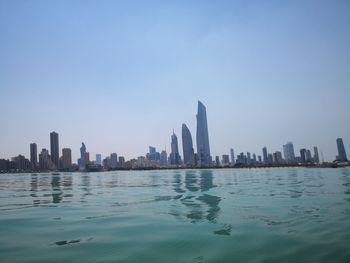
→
(1, 0, 349, 162)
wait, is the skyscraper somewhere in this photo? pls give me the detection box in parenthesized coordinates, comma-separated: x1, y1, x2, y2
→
(182, 123, 195, 166)
(230, 148, 235, 165)
(196, 101, 211, 166)
(300, 149, 307, 163)
(30, 143, 37, 168)
(283, 142, 295, 163)
(170, 131, 180, 165)
(50, 132, 59, 169)
(110, 153, 118, 169)
(78, 142, 86, 167)
(62, 148, 72, 169)
(313, 146, 319, 163)
(336, 138, 348, 161)
(262, 147, 268, 164)
(96, 154, 102, 165)
(160, 150, 168, 166)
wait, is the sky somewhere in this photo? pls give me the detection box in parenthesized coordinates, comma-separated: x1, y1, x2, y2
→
(1, 0, 349, 162)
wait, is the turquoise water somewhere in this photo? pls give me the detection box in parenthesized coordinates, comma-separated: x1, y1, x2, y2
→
(0, 168, 350, 262)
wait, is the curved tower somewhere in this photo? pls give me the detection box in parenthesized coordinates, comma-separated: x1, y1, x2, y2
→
(182, 124, 195, 166)
(196, 101, 211, 165)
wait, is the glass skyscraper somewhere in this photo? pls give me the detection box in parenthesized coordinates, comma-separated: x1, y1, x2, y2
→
(182, 123, 195, 166)
(336, 138, 348, 161)
(196, 101, 211, 165)
(170, 131, 180, 165)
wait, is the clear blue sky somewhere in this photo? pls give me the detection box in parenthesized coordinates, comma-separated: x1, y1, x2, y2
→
(1, 0, 349, 162)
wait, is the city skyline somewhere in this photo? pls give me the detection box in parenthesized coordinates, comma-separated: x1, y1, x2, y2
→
(0, 99, 348, 171)
(1, 1, 350, 161)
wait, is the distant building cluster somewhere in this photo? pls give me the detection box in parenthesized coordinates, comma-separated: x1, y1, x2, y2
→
(0, 101, 348, 173)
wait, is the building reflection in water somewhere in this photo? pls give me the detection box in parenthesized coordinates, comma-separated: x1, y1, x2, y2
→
(80, 174, 91, 202)
(341, 168, 350, 202)
(171, 170, 221, 224)
(51, 174, 62, 204)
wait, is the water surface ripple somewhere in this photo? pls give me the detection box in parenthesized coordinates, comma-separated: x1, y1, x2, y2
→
(0, 168, 350, 262)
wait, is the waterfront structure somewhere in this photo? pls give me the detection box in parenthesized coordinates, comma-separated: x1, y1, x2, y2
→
(170, 131, 180, 165)
(262, 147, 268, 164)
(252, 153, 257, 163)
(110, 153, 118, 169)
(50, 132, 59, 169)
(160, 150, 168, 166)
(273, 151, 283, 164)
(300, 149, 307, 163)
(118, 156, 125, 168)
(336, 138, 348, 161)
(78, 142, 87, 167)
(230, 148, 235, 165)
(96, 154, 102, 165)
(305, 150, 312, 162)
(61, 148, 72, 169)
(196, 101, 211, 166)
(30, 143, 38, 168)
(215, 156, 220, 166)
(247, 152, 251, 164)
(283, 142, 295, 163)
(147, 146, 160, 161)
(267, 153, 273, 164)
(182, 124, 195, 166)
(313, 147, 319, 163)
(39, 148, 53, 170)
(12, 155, 31, 170)
(222, 155, 230, 165)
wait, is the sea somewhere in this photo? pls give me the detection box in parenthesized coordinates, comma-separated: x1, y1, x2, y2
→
(0, 168, 349, 263)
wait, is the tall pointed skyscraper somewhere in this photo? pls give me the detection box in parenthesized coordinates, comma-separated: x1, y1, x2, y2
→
(170, 131, 180, 165)
(196, 101, 211, 165)
(50, 131, 59, 169)
(182, 124, 195, 166)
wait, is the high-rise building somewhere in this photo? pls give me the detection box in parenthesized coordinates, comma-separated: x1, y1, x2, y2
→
(96, 154, 102, 165)
(273, 151, 283, 164)
(182, 124, 195, 166)
(118, 156, 125, 168)
(62, 148, 72, 169)
(313, 147, 319, 163)
(230, 148, 235, 165)
(215, 156, 220, 166)
(300, 149, 307, 163)
(336, 138, 348, 161)
(252, 153, 257, 163)
(39, 148, 53, 170)
(110, 153, 118, 169)
(247, 152, 251, 164)
(196, 101, 211, 166)
(222, 155, 230, 165)
(78, 142, 86, 167)
(283, 142, 295, 163)
(84, 152, 90, 165)
(50, 131, 59, 169)
(147, 146, 160, 161)
(305, 150, 312, 162)
(30, 143, 38, 168)
(160, 150, 168, 166)
(262, 147, 268, 163)
(170, 131, 180, 165)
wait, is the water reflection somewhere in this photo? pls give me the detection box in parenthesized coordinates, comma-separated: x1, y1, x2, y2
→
(341, 168, 350, 202)
(51, 175, 62, 204)
(171, 170, 221, 224)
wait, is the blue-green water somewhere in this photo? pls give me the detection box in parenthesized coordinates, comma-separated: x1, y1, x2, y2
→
(0, 168, 350, 262)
